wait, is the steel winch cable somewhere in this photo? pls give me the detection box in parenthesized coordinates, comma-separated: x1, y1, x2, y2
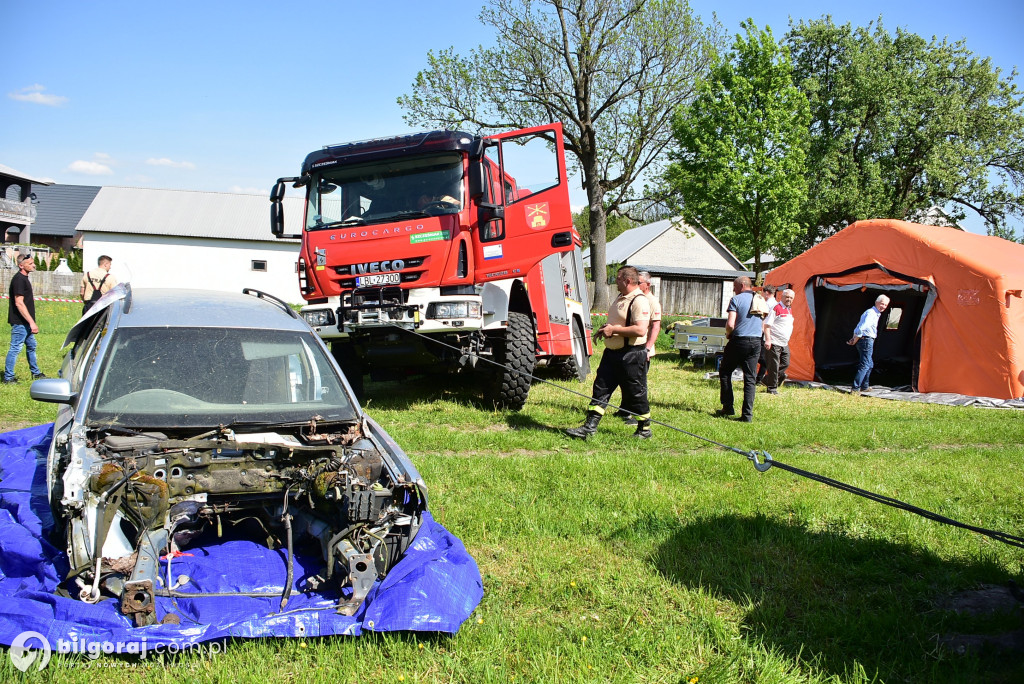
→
(371, 322, 1024, 551)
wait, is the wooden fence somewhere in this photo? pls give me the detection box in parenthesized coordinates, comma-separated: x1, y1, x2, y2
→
(0, 269, 82, 299)
(588, 277, 725, 317)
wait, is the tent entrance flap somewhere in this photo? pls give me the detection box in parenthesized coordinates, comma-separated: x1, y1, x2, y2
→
(811, 278, 931, 389)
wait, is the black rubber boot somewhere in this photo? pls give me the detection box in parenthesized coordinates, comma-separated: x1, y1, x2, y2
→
(632, 419, 653, 440)
(565, 411, 602, 439)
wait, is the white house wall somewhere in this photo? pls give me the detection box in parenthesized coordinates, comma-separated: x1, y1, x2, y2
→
(83, 232, 302, 303)
(630, 226, 738, 270)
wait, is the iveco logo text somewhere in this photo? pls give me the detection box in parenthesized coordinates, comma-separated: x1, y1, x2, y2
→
(352, 260, 405, 274)
(330, 224, 426, 240)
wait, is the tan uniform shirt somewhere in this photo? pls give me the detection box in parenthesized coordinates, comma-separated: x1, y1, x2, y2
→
(644, 291, 662, 355)
(81, 268, 117, 300)
(605, 290, 651, 350)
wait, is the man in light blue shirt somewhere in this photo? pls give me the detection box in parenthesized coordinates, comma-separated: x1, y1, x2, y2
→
(717, 276, 765, 421)
(847, 294, 890, 393)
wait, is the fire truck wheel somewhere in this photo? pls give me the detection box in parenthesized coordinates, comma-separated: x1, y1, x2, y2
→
(485, 311, 536, 410)
(556, 318, 590, 382)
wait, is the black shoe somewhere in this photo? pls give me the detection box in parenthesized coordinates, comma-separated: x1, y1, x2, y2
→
(620, 414, 638, 425)
(2, 377, 18, 384)
(565, 411, 602, 440)
(632, 419, 653, 439)
(737, 416, 752, 422)
(766, 388, 778, 395)
(714, 408, 734, 417)
(613, 409, 630, 418)
(31, 372, 47, 380)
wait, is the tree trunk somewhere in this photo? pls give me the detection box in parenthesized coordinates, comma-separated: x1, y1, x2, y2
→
(584, 159, 609, 313)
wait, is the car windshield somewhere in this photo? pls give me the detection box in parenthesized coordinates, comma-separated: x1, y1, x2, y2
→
(306, 152, 463, 230)
(87, 327, 357, 428)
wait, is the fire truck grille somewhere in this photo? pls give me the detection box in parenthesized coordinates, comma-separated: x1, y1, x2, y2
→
(334, 257, 426, 276)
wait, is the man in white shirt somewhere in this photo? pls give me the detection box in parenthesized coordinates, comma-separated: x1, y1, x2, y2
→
(762, 289, 795, 395)
(847, 294, 891, 394)
(756, 284, 778, 384)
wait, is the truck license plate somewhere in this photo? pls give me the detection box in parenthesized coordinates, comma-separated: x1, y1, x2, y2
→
(687, 335, 699, 343)
(356, 273, 401, 287)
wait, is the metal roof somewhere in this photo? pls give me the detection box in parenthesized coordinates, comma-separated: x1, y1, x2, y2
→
(77, 186, 302, 242)
(583, 217, 744, 269)
(30, 184, 101, 237)
(633, 265, 754, 279)
(0, 163, 54, 186)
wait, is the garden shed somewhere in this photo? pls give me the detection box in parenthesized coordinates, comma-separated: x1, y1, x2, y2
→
(584, 217, 749, 315)
(766, 219, 1024, 399)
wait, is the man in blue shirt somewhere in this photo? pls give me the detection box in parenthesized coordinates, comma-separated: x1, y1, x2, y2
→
(847, 295, 890, 394)
(717, 276, 765, 422)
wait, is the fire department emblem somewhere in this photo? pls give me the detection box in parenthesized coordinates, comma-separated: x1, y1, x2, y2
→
(525, 202, 550, 228)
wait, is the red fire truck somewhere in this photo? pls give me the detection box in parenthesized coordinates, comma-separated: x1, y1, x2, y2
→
(270, 123, 592, 409)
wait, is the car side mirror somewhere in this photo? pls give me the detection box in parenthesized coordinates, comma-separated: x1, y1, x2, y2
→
(30, 378, 77, 404)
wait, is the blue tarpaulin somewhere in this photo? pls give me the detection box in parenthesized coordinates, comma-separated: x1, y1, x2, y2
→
(0, 424, 483, 647)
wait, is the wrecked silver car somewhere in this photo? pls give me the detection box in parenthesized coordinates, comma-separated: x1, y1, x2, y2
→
(32, 286, 425, 626)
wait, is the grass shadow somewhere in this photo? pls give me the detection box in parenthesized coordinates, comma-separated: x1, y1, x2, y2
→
(360, 373, 494, 411)
(643, 513, 1023, 682)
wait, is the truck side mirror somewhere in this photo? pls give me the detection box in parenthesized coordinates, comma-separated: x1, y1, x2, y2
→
(271, 201, 285, 237)
(270, 179, 288, 202)
(469, 162, 486, 199)
(270, 177, 301, 239)
(478, 202, 504, 224)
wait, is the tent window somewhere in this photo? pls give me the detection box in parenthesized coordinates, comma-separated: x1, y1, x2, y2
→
(886, 307, 903, 330)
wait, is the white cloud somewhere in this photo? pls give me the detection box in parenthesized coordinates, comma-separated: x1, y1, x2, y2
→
(8, 84, 68, 106)
(67, 160, 114, 176)
(228, 186, 269, 196)
(146, 157, 196, 170)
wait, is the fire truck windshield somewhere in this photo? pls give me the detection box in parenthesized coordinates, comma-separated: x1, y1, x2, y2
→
(306, 153, 464, 231)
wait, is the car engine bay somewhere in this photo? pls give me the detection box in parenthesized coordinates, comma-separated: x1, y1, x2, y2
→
(50, 416, 425, 626)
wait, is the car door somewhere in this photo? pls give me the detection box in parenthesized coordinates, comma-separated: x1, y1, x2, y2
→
(473, 123, 576, 283)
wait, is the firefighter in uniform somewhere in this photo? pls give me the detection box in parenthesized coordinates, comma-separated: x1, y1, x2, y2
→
(565, 266, 653, 439)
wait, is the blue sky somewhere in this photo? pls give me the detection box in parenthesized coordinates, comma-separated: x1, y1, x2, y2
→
(3, 0, 1021, 233)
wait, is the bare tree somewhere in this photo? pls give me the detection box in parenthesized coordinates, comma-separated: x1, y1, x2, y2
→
(398, 0, 721, 311)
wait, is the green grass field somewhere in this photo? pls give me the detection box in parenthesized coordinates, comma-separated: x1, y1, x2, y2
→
(2, 303, 1022, 682)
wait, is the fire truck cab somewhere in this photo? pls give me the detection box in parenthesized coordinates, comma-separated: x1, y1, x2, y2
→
(271, 123, 592, 408)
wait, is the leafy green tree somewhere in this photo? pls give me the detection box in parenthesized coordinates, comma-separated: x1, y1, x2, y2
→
(987, 224, 1024, 244)
(398, 0, 722, 311)
(665, 21, 810, 274)
(785, 17, 1024, 252)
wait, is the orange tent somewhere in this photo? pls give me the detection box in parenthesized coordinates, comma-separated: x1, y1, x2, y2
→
(766, 219, 1024, 399)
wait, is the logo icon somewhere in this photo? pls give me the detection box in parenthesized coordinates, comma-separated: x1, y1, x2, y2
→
(9, 631, 52, 672)
(525, 202, 550, 228)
